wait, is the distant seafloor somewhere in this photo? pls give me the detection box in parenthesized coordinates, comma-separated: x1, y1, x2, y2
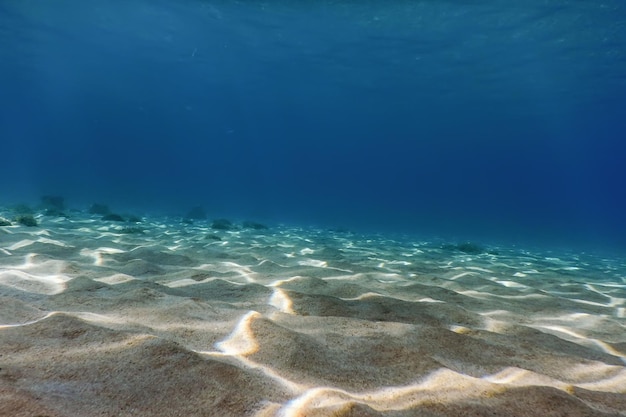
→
(1, 203, 625, 417)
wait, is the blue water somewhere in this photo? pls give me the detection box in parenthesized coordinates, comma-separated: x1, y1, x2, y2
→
(1, 0, 625, 249)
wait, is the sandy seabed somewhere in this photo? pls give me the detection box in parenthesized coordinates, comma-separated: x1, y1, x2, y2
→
(1, 213, 625, 417)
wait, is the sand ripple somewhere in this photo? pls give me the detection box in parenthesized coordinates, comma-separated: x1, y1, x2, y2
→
(1, 215, 625, 416)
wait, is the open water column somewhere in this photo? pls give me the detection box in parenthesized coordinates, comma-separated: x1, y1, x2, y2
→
(0, 1, 625, 416)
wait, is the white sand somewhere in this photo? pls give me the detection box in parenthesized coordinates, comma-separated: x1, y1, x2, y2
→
(1, 214, 625, 416)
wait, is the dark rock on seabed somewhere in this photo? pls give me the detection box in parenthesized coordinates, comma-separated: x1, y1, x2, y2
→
(102, 214, 125, 222)
(15, 214, 37, 227)
(211, 218, 235, 231)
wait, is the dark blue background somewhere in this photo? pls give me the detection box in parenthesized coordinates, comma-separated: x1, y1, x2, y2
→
(1, 0, 625, 248)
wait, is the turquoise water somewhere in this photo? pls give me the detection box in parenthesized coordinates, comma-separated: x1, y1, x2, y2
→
(1, 0, 625, 249)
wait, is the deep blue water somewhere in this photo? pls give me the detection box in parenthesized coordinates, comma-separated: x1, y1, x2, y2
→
(1, 0, 625, 249)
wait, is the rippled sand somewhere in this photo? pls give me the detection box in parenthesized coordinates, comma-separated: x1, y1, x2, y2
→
(1, 213, 625, 416)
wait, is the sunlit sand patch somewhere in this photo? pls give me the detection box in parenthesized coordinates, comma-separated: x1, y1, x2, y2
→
(460, 290, 550, 301)
(277, 369, 501, 416)
(215, 310, 262, 355)
(366, 272, 405, 283)
(6, 239, 36, 250)
(0, 269, 69, 295)
(269, 288, 295, 314)
(269, 276, 307, 286)
(478, 313, 513, 333)
(483, 366, 529, 384)
(575, 367, 626, 391)
(79, 247, 126, 266)
(450, 325, 471, 334)
(417, 297, 446, 303)
(320, 272, 364, 282)
(338, 291, 385, 301)
(495, 280, 527, 288)
(2, 309, 123, 330)
(164, 278, 206, 288)
(531, 323, 626, 363)
(566, 362, 626, 384)
(201, 261, 256, 281)
(566, 297, 615, 307)
(482, 367, 573, 389)
(93, 273, 136, 285)
(70, 311, 130, 326)
(466, 266, 493, 273)
(591, 282, 626, 288)
(534, 311, 620, 329)
(585, 283, 626, 306)
(374, 261, 404, 271)
(450, 271, 476, 280)
(37, 237, 71, 247)
(387, 259, 412, 265)
(0, 311, 56, 328)
(297, 259, 327, 268)
(16, 257, 68, 276)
